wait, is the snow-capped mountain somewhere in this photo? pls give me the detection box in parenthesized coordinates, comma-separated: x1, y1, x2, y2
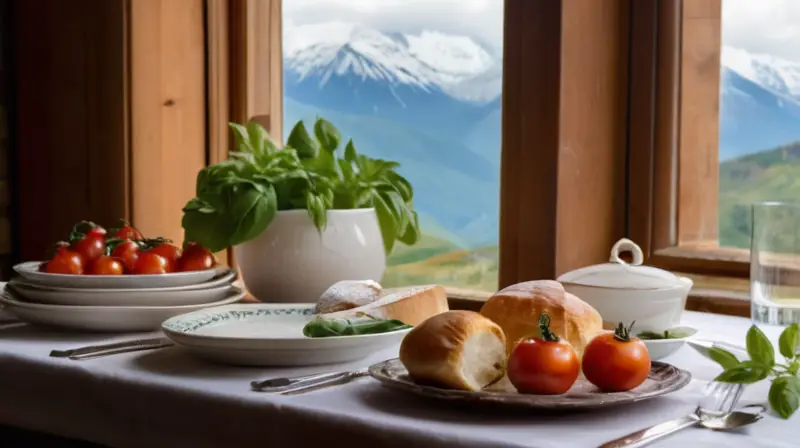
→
(283, 21, 501, 103)
(720, 46, 800, 160)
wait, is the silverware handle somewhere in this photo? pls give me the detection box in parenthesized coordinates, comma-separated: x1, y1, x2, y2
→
(69, 341, 173, 360)
(281, 370, 369, 396)
(251, 371, 347, 391)
(598, 415, 698, 448)
(50, 338, 172, 359)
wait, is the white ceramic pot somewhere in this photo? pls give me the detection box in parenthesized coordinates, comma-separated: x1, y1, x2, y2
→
(556, 238, 693, 333)
(234, 208, 386, 303)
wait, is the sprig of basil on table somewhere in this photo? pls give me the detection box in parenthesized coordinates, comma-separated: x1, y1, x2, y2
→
(181, 119, 420, 254)
(708, 323, 800, 418)
(303, 314, 412, 338)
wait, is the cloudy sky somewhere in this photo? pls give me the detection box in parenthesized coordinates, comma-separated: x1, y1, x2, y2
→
(723, 0, 800, 61)
(284, 0, 504, 52)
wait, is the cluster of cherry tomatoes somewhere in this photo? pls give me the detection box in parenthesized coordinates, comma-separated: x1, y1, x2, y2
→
(41, 221, 217, 276)
(507, 316, 651, 395)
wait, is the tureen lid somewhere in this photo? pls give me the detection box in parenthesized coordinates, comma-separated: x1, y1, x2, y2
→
(557, 239, 682, 290)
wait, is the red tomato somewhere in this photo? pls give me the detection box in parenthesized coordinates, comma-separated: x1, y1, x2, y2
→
(86, 226, 107, 239)
(582, 322, 651, 392)
(45, 249, 85, 275)
(133, 252, 169, 275)
(71, 236, 105, 263)
(149, 243, 182, 272)
(112, 225, 143, 241)
(111, 240, 140, 273)
(179, 243, 216, 272)
(88, 256, 124, 275)
(507, 314, 580, 395)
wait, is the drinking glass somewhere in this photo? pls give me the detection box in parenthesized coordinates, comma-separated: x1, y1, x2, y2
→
(751, 202, 800, 326)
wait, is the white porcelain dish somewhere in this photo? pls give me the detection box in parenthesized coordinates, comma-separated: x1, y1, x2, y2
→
(13, 261, 223, 289)
(6, 280, 237, 307)
(0, 286, 245, 332)
(557, 238, 692, 332)
(161, 303, 411, 367)
(639, 326, 698, 360)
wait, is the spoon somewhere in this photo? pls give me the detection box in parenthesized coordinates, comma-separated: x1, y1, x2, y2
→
(699, 404, 765, 430)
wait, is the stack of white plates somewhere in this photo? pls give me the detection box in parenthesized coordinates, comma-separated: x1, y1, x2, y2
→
(1, 262, 244, 332)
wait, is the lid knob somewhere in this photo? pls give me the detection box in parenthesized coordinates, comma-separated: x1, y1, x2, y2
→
(609, 238, 644, 266)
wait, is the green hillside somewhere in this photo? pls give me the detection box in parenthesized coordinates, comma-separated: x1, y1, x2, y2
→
(719, 142, 800, 248)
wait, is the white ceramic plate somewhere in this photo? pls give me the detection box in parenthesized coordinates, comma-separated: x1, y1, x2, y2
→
(640, 326, 699, 360)
(0, 286, 245, 332)
(13, 261, 223, 289)
(5, 269, 237, 307)
(6, 281, 237, 307)
(161, 303, 412, 367)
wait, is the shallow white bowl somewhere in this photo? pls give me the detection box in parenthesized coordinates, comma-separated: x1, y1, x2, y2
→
(0, 286, 245, 332)
(162, 303, 411, 367)
(640, 326, 698, 360)
(13, 261, 222, 289)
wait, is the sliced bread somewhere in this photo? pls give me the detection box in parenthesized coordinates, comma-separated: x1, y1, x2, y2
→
(321, 284, 449, 326)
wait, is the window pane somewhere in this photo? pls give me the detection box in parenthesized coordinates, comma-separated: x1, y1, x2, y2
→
(282, 1, 503, 291)
(719, 0, 800, 249)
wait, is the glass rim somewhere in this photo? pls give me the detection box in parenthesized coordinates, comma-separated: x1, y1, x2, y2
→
(752, 201, 800, 210)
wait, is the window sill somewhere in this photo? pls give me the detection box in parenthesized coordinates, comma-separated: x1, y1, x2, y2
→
(650, 245, 749, 278)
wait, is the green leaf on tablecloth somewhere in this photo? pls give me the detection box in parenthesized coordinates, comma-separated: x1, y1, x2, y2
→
(708, 346, 740, 370)
(779, 323, 800, 360)
(769, 376, 800, 419)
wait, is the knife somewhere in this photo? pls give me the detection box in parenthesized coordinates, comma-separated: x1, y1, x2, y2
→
(687, 339, 748, 360)
(50, 337, 174, 360)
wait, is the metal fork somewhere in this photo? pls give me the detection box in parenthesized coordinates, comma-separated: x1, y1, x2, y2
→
(599, 382, 746, 448)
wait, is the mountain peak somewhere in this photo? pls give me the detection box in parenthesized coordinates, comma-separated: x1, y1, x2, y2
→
(284, 21, 500, 102)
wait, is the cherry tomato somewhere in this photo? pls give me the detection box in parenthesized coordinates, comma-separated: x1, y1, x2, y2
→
(179, 243, 216, 272)
(133, 252, 169, 275)
(111, 240, 140, 272)
(149, 243, 182, 272)
(86, 226, 107, 239)
(45, 249, 85, 275)
(507, 314, 580, 395)
(71, 236, 105, 263)
(88, 256, 124, 275)
(112, 224, 143, 241)
(582, 322, 651, 392)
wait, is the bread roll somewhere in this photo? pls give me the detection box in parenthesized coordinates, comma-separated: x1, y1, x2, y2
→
(480, 280, 602, 357)
(315, 280, 382, 314)
(400, 310, 507, 391)
(322, 284, 448, 326)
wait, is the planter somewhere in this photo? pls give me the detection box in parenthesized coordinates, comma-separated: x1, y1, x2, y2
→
(234, 208, 387, 303)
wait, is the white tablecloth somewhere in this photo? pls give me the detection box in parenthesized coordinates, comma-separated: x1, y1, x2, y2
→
(0, 311, 796, 448)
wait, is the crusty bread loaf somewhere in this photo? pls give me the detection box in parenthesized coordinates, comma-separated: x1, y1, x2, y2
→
(315, 280, 383, 314)
(479, 280, 603, 357)
(399, 310, 507, 391)
(321, 284, 448, 326)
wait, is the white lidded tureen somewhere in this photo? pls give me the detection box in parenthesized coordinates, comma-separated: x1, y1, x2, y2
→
(556, 238, 693, 333)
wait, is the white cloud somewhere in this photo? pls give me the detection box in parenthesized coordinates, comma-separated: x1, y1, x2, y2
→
(723, 0, 800, 62)
(283, 0, 504, 52)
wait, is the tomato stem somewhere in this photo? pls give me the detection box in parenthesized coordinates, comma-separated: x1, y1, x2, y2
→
(538, 314, 559, 342)
(613, 321, 636, 342)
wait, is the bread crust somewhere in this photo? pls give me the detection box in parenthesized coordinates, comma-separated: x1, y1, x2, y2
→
(400, 310, 507, 391)
(479, 280, 603, 357)
(322, 284, 448, 326)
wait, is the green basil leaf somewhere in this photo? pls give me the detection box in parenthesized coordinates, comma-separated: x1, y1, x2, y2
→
(769, 376, 800, 419)
(227, 183, 277, 247)
(746, 324, 775, 367)
(708, 347, 741, 370)
(246, 121, 268, 158)
(380, 190, 408, 237)
(305, 192, 327, 232)
(229, 122, 254, 153)
(779, 323, 800, 359)
(287, 121, 317, 159)
(373, 192, 397, 255)
(314, 117, 341, 153)
(714, 364, 769, 384)
(398, 209, 420, 246)
(386, 171, 413, 201)
(344, 139, 358, 161)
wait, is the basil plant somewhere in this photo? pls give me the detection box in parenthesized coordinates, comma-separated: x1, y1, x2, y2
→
(181, 118, 420, 254)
